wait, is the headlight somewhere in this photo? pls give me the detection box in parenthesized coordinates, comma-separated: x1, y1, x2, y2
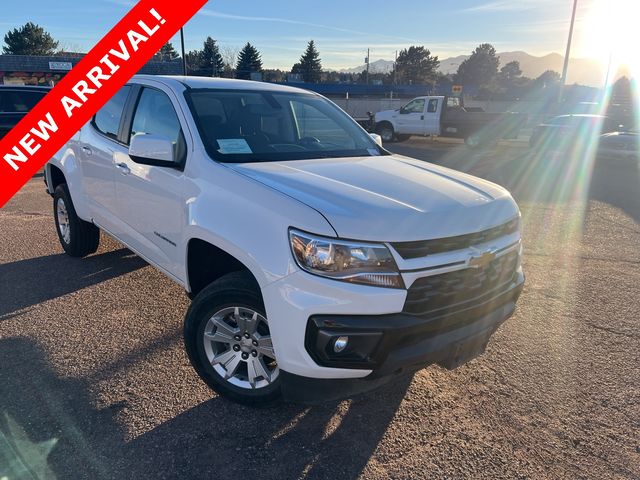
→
(289, 229, 404, 289)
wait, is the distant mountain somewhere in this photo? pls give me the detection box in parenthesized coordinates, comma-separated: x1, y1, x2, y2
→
(440, 51, 605, 87)
(340, 51, 608, 87)
(340, 59, 395, 74)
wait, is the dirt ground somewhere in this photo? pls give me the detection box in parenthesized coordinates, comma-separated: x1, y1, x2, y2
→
(1, 139, 638, 479)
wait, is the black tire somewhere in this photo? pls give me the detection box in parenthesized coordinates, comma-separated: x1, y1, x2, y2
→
(53, 184, 100, 257)
(376, 122, 396, 143)
(395, 134, 411, 142)
(184, 271, 282, 406)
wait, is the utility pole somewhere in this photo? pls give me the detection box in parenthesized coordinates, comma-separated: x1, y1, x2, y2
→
(394, 50, 398, 85)
(365, 48, 370, 85)
(559, 0, 578, 102)
(180, 27, 187, 76)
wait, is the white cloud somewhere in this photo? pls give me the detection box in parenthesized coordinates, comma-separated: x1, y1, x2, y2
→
(461, 0, 554, 13)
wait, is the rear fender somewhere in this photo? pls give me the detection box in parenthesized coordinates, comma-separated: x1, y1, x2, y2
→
(47, 139, 90, 220)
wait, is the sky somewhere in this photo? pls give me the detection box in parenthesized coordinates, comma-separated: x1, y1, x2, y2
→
(0, 0, 625, 71)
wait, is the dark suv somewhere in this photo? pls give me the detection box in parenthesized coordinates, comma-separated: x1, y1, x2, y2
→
(0, 85, 50, 139)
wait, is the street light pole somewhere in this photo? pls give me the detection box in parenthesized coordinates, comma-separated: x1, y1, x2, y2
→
(559, 0, 578, 102)
(180, 27, 187, 76)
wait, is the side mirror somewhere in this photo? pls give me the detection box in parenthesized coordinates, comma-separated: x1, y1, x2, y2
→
(399, 108, 407, 115)
(129, 133, 176, 166)
(370, 133, 383, 146)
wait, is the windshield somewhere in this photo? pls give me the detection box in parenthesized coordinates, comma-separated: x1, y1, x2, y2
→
(185, 89, 388, 163)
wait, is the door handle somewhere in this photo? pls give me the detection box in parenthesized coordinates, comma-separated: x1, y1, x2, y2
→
(81, 146, 93, 156)
(421, 115, 424, 120)
(115, 162, 131, 175)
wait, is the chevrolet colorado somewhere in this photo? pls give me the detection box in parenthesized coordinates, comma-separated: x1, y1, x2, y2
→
(46, 76, 524, 405)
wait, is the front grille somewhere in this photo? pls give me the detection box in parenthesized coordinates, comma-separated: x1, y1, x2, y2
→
(391, 217, 519, 260)
(403, 250, 519, 317)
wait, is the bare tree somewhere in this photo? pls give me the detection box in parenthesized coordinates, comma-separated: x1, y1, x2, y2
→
(220, 44, 240, 76)
(55, 41, 85, 57)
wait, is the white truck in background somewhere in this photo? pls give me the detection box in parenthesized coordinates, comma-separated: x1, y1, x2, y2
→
(334, 95, 527, 146)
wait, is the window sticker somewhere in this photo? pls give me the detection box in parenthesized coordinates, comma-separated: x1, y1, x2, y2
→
(217, 138, 253, 154)
(367, 148, 381, 156)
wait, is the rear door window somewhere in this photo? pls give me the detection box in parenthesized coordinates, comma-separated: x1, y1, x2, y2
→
(93, 85, 131, 140)
(0, 90, 46, 113)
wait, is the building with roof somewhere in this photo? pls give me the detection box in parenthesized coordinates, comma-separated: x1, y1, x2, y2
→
(0, 55, 183, 86)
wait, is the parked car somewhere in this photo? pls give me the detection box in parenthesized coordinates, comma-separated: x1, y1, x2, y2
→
(0, 85, 50, 139)
(374, 95, 527, 146)
(46, 76, 524, 405)
(529, 114, 617, 150)
(597, 131, 639, 162)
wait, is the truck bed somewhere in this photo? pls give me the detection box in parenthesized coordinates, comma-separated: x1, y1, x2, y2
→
(441, 108, 528, 141)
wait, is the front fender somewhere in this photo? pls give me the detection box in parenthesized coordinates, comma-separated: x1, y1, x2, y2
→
(374, 109, 396, 126)
(181, 162, 337, 291)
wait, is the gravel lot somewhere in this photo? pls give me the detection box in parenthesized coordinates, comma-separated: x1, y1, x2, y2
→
(1, 139, 638, 479)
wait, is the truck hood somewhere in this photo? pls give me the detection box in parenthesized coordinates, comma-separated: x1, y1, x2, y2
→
(228, 155, 518, 242)
(375, 109, 397, 122)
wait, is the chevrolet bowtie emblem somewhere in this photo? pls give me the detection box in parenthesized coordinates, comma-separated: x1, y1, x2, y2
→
(468, 248, 498, 268)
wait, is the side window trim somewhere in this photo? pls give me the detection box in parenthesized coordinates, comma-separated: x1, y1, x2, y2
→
(118, 84, 142, 144)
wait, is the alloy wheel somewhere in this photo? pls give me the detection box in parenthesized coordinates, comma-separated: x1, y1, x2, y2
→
(203, 306, 278, 390)
(56, 197, 71, 244)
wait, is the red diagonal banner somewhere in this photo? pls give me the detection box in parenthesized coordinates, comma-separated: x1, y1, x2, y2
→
(0, 0, 207, 207)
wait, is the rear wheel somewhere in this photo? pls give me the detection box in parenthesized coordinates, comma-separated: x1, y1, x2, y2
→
(376, 123, 396, 143)
(53, 184, 100, 257)
(465, 135, 481, 148)
(184, 271, 281, 405)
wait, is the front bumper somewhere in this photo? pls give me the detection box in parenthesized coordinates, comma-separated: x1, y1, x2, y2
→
(280, 269, 524, 403)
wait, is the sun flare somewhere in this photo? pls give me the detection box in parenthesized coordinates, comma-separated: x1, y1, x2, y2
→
(581, 0, 640, 80)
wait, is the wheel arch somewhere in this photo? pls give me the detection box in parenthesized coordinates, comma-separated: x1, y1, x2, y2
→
(47, 163, 66, 193)
(375, 121, 396, 142)
(46, 146, 90, 220)
(185, 237, 263, 297)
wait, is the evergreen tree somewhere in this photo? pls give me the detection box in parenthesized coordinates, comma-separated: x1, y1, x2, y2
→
(235, 43, 263, 80)
(156, 42, 180, 61)
(185, 49, 204, 75)
(395, 46, 439, 85)
(202, 37, 224, 77)
(3, 22, 59, 55)
(499, 61, 522, 83)
(533, 70, 561, 89)
(295, 40, 322, 83)
(454, 43, 500, 87)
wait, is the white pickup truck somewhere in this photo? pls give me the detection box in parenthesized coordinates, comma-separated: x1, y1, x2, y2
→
(374, 95, 527, 145)
(46, 76, 524, 405)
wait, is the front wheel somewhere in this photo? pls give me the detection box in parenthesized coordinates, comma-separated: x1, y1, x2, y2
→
(184, 271, 281, 405)
(53, 184, 100, 257)
(376, 123, 396, 143)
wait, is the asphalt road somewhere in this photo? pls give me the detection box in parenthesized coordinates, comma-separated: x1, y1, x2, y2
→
(1, 139, 638, 479)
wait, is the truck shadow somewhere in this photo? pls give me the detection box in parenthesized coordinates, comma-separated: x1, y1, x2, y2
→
(0, 248, 147, 319)
(0, 336, 412, 480)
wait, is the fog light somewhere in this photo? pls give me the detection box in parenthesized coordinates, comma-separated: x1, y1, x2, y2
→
(333, 336, 349, 353)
